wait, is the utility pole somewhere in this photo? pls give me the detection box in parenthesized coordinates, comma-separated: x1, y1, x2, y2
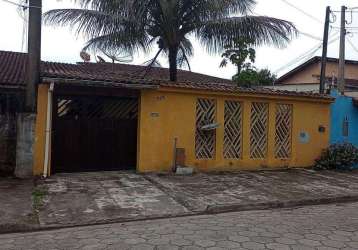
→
(319, 6, 331, 94)
(338, 6, 347, 94)
(26, 0, 42, 112)
(15, 0, 42, 178)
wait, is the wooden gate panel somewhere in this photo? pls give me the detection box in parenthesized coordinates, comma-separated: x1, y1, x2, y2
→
(52, 96, 138, 173)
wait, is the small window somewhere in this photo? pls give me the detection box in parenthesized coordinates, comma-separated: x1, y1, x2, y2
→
(195, 99, 216, 159)
(250, 102, 269, 159)
(343, 116, 349, 137)
(275, 104, 293, 159)
(224, 100, 243, 159)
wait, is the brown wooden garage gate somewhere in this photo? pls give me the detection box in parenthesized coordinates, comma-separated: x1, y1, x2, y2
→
(51, 95, 138, 173)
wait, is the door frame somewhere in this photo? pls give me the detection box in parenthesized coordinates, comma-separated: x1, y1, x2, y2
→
(50, 85, 141, 174)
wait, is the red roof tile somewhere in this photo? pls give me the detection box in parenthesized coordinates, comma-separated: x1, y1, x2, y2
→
(0, 50, 231, 86)
(0, 50, 333, 100)
(0, 50, 27, 87)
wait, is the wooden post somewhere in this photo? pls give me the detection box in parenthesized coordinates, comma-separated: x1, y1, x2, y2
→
(338, 6, 347, 94)
(319, 6, 331, 94)
(172, 137, 178, 172)
(26, 0, 42, 112)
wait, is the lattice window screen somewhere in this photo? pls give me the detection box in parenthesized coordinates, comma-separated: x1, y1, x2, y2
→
(275, 104, 293, 158)
(195, 99, 216, 159)
(57, 98, 138, 120)
(250, 102, 269, 159)
(224, 101, 243, 159)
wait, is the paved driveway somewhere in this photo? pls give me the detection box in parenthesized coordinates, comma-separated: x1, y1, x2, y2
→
(35, 169, 358, 229)
(37, 172, 188, 227)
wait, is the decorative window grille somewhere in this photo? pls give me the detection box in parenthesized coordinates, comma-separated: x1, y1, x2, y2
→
(250, 102, 269, 159)
(56, 97, 138, 120)
(224, 101, 243, 159)
(275, 104, 293, 159)
(195, 99, 216, 159)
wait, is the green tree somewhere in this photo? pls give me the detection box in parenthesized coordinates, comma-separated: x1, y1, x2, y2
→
(233, 66, 276, 87)
(220, 38, 256, 75)
(257, 68, 277, 86)
(45, 0, 297, 81)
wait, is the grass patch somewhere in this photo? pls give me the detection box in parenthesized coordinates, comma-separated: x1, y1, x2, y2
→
(32, 187, 47, 212)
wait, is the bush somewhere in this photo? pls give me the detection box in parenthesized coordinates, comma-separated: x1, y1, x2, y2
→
(315, 143, 358, 170)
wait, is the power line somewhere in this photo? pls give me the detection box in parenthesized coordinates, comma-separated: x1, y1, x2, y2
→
(253, 11, 323, 42)
(278, 0, 323, 24)
(1, 0, 20, 7)
(274, 44, 322, 74)
(0, 0, 41, 9)
(274, 32, 340, 74)
(347, 38, 358, 53)
(18, 0, 28, 52)
(299, 30, 322, 41)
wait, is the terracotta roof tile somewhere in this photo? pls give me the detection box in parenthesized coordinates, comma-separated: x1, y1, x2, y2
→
(0, 50, 27, 86)
(0, 50, 333, 100)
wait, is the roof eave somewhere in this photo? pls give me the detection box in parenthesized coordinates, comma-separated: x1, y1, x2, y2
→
(0, 83, 25, 91)
(41, 77, 160, 90)
(158, 85, 335, 103)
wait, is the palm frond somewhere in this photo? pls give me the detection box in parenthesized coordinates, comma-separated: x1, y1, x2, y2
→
(82, 31, 151, 55)
(177, 46, 192, 71)
(202, 0, 256, 17)
(45, 0, 297, 81)
(197, 16, 297, 53)
(44, 9, 126, 37)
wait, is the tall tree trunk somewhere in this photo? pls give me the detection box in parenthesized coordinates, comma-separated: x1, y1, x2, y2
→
(169, 46, 178, 82)
(237, 65, 241, 75)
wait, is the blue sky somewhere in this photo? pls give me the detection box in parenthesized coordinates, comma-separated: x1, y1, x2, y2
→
(0, 0, 357, 79)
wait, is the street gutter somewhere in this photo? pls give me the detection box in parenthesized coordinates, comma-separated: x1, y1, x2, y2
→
(2, 195, 358, 235)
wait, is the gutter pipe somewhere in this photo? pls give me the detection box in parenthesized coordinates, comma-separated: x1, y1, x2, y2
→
(43, 82, 54, 178)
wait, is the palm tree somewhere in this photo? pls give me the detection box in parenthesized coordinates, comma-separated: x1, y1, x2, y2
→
(45, 0, 297, 81)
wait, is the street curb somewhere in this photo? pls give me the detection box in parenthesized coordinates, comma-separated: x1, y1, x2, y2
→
(206, 195, 358, 213)
(0, 212, 198, 235)
(0, 223, 40, 235)
(2, 195, 358, 235)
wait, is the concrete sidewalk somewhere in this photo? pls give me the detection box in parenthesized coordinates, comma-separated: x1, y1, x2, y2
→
(0, 177, 36, 233)
(147, 169, 358, 213)
(2, 169, 358, 233)
(36, 172, 189, 228)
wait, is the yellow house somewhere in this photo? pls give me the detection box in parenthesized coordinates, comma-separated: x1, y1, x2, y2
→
(26, 58, 333, 176)
(0, 51, 334, 176)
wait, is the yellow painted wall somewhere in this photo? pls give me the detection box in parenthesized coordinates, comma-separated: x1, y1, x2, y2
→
(33, 84, 49, 176)
(138, 88, 332, 172)
(33, 84, 332, 175)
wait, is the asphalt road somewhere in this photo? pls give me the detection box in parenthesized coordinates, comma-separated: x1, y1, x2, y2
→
(2, 202, 358, 250)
